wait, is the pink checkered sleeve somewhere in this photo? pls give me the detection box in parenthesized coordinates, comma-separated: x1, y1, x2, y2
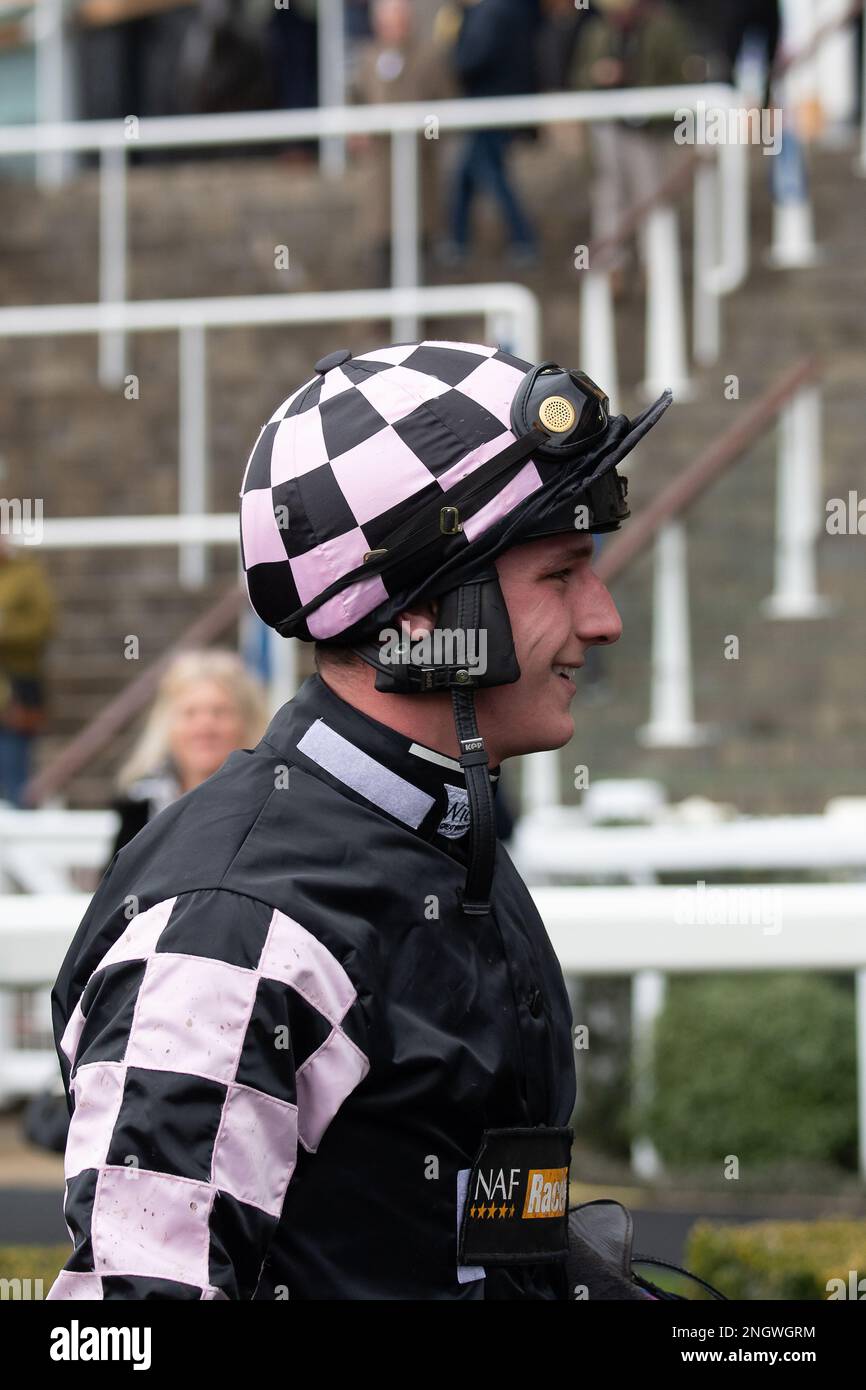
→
(46, 890, 370, 1300)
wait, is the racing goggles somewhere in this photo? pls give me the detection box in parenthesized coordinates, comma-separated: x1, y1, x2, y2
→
(510, 361, 610, 462)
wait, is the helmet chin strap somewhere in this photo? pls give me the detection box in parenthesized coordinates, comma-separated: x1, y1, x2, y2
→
(352, 572, 503, 916)
(449, 579, 495, 917)
(451, 682, 495, 916)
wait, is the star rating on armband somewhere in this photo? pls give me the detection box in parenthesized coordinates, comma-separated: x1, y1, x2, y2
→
(469, 1203, 516, 1219)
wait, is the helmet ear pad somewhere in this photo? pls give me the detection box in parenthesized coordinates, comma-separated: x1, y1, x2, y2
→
(355, 566, 521, 693)
(434, 567, 521, 689)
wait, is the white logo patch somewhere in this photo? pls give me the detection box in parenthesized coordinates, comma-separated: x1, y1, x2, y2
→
(437, 783, 470, 840)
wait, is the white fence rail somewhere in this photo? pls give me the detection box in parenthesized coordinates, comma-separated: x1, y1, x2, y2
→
(2, 879, 865, 1178)
(513, 806, 866, 884)
(0, 809, 116, 894)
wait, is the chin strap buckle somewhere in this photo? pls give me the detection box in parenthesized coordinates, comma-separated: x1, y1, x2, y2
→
(459, 736, 488, 769)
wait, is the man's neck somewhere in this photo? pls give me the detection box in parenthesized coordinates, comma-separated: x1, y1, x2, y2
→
(318, 666, 490, 766)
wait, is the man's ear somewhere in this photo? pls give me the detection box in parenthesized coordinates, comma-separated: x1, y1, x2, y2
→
(397, 597, 439, 639)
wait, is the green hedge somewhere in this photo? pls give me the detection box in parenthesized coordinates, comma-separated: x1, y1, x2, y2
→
(0, 1245, 67, 1295)
(686, 1219, 866, 1300)
(640, 974, 857, 1169)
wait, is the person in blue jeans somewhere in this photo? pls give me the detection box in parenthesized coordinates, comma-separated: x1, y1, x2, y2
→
(451, 129, 539, 264)
(439, 0, 542, 264)
(0, 711, 32, 805)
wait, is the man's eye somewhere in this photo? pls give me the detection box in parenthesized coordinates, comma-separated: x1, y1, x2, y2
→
(549, 569, 572, 582)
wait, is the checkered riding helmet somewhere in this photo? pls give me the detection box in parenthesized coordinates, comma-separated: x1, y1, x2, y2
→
(239, 340, 672, 651)
(239, 339, 671, 915)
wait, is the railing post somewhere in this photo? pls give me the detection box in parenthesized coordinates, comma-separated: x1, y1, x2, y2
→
(267, 626, 298, 715)
(692, 157, 721, 366)
(705, 138, 750, 294)
(761, 383, 832, 618)
(522, 751, 560, 816)
(631, 967, 665, 1180)
(641, 204, 693, 400)
(33, 0, 66, 188)
(391, 130, 420, 342)
(317, 0, 346, 177)
(814, 0, 859, 128)
(579, 270, 620, 414)
(178, 324, 208, 589)
(98, 145, 128, 387)
(638, 521, 709, 748)
(769, 0, 819, 270)
(0, 987, 16, 1107)
(0, 838, 10, 893)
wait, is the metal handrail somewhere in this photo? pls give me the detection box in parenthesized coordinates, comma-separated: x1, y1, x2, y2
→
(0, 85, 742, 152)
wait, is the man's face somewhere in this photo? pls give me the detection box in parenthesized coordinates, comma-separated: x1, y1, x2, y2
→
(474, 532, 622, 760)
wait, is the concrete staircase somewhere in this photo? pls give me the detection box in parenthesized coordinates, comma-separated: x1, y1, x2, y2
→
(0, 130, 863, 810)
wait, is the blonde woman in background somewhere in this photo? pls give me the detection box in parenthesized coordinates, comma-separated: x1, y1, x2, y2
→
(107, 648, 269, 864)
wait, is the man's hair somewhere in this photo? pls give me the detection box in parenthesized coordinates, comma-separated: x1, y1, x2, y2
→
(314, 642, 366, 675)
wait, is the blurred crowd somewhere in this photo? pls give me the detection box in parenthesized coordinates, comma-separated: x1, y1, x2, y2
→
(17, 1, 792, 273)
(59, 0, 778, 121)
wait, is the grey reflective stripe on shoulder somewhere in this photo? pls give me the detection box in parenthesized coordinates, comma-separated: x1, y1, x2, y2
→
(296, 719, 435, 828)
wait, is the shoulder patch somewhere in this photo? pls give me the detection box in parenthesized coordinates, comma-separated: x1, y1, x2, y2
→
(436, 784, 470, 840)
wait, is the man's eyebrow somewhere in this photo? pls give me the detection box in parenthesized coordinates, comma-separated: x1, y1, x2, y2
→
(542, 538, 595, 566)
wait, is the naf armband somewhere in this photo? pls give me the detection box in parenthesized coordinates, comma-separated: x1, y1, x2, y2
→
(458, 1126, 572, 1267)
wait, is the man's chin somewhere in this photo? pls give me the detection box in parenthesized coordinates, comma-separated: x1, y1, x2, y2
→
(512, 711, 575, 758)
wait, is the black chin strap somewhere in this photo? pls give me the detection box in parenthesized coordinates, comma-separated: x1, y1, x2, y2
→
(450, 581, 496, 916)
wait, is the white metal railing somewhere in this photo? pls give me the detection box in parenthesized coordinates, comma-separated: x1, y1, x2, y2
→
(3, 880, 865, 1179)
(0, 85, 750, 380)
(514, 797, 866, 1178)
(637, 518, 708, 750)
(513, 805, 866, 885)
(0, 808, 117, 893)
(541, 882, 866, 1183)
(762, 382, 834, 619)
(0, 893, 89, 1106)
(5, 14, 862, 381)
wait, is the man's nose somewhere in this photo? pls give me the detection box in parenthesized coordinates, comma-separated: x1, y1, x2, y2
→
(574, 573, 623, 647)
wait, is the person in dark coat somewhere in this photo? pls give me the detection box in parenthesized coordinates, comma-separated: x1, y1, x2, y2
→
(437, 0, 544, 264)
